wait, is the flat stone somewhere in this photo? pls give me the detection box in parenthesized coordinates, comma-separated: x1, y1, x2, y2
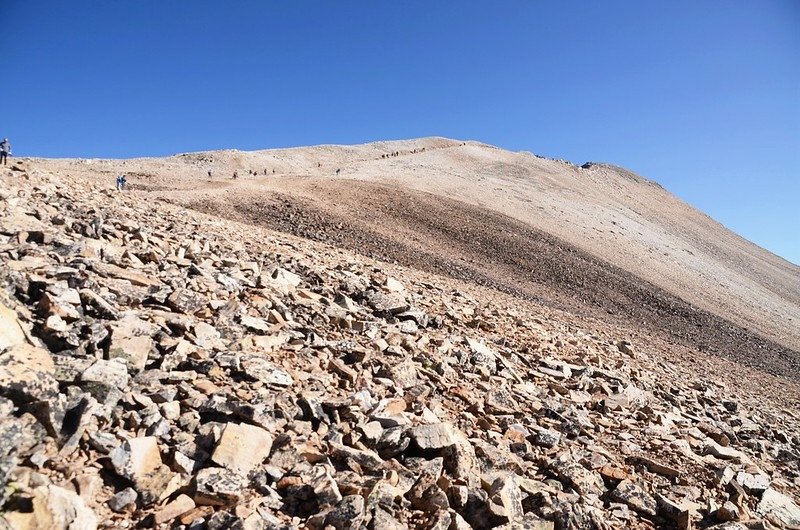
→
(735, 471, 770, 494)
(241, 357, 293, 386)
(0, 343, 58, 403)
(108, 487, 137, 512)
(194, 467, 245, 506)
(547, 457, 605, 496)
(79, 359, 130, 402)
(154, 493, 196, 524)
(6, 484, 98, 530)
(411, 422, 460, 450)
(0, 302, 27, 349)
(211, 422, 273, 475)
(108, 316, 156, 373)
(757, 488, 800, 527)
(704, 440, 744, 461)
(325, 495, 366, 530)
(109, 436, 174, 503)
(610, 479, 657, 516)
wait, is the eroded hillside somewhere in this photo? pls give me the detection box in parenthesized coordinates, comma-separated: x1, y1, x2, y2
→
(34, 137, 800, 358)
(1, 156, 799, 529)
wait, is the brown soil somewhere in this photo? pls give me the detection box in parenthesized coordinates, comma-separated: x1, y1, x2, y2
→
(177, 179, 800, 382)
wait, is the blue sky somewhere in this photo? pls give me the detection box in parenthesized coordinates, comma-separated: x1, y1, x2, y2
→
(2, 1, 798, 264)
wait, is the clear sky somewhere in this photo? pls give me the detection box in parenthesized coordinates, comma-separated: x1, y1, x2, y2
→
(2, 2, 798, 264)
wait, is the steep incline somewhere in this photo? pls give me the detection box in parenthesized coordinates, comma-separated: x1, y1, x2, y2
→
(2, 154, 800, 530)
(32, 137, 800, 357)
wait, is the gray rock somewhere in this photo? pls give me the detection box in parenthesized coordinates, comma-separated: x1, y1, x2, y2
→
(411, 423, 460, 450)
(107, 316, 157, 373)
(757, 488, 800, 527)
(166, 288, 208, 314)
(547, 457, 605, 496)
(79, 288, 120, 320)
(108, 487, 138, 512)
(79, 359, 130, 402)
(241, 356, 293, 386)
(325, 495, 366, 530)
(735, 471, 771, 494)
(194, 467, 246, 506)
(365, 290, 409, 314)
(610, 479, 657, 517)
(532, 428, 561, 448)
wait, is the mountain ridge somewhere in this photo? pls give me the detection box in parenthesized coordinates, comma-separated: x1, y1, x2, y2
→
(1, 158, 799, 529)
(27, 137, 799, 355)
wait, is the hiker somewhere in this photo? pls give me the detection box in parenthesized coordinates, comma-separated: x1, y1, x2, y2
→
(208, 170, 212, 178)
(335, 168, 340, 175)
(115, 174, 126, 191)
(233, 171, 238, 179)
(0, 138, 11, 166)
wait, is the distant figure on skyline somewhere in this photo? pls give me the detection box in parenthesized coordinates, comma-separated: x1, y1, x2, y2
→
(0, 138, 11, 166)
(115, 174, 126, 191)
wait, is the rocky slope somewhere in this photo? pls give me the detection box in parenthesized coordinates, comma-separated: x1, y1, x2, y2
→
(32, 137, 800, 356)
(1, 160, 799, 530)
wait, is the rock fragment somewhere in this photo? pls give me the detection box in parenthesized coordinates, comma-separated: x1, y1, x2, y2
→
(211, 422, 273, 475)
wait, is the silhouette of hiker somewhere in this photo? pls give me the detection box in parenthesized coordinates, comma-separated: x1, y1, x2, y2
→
(233, 171, 238, 179)
(0, 138, 11, 166)
(116, 174, 126, 191)
(336, 168, 340, 175)
(208, 170, 212, 178)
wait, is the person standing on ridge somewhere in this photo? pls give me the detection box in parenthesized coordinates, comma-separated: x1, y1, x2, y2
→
(116, 174, 127, 191)
(0, 138, 11, 166)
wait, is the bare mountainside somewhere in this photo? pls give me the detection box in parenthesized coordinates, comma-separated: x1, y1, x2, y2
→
(35, 138, 800, 374)
(2, 150, 800, 529)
